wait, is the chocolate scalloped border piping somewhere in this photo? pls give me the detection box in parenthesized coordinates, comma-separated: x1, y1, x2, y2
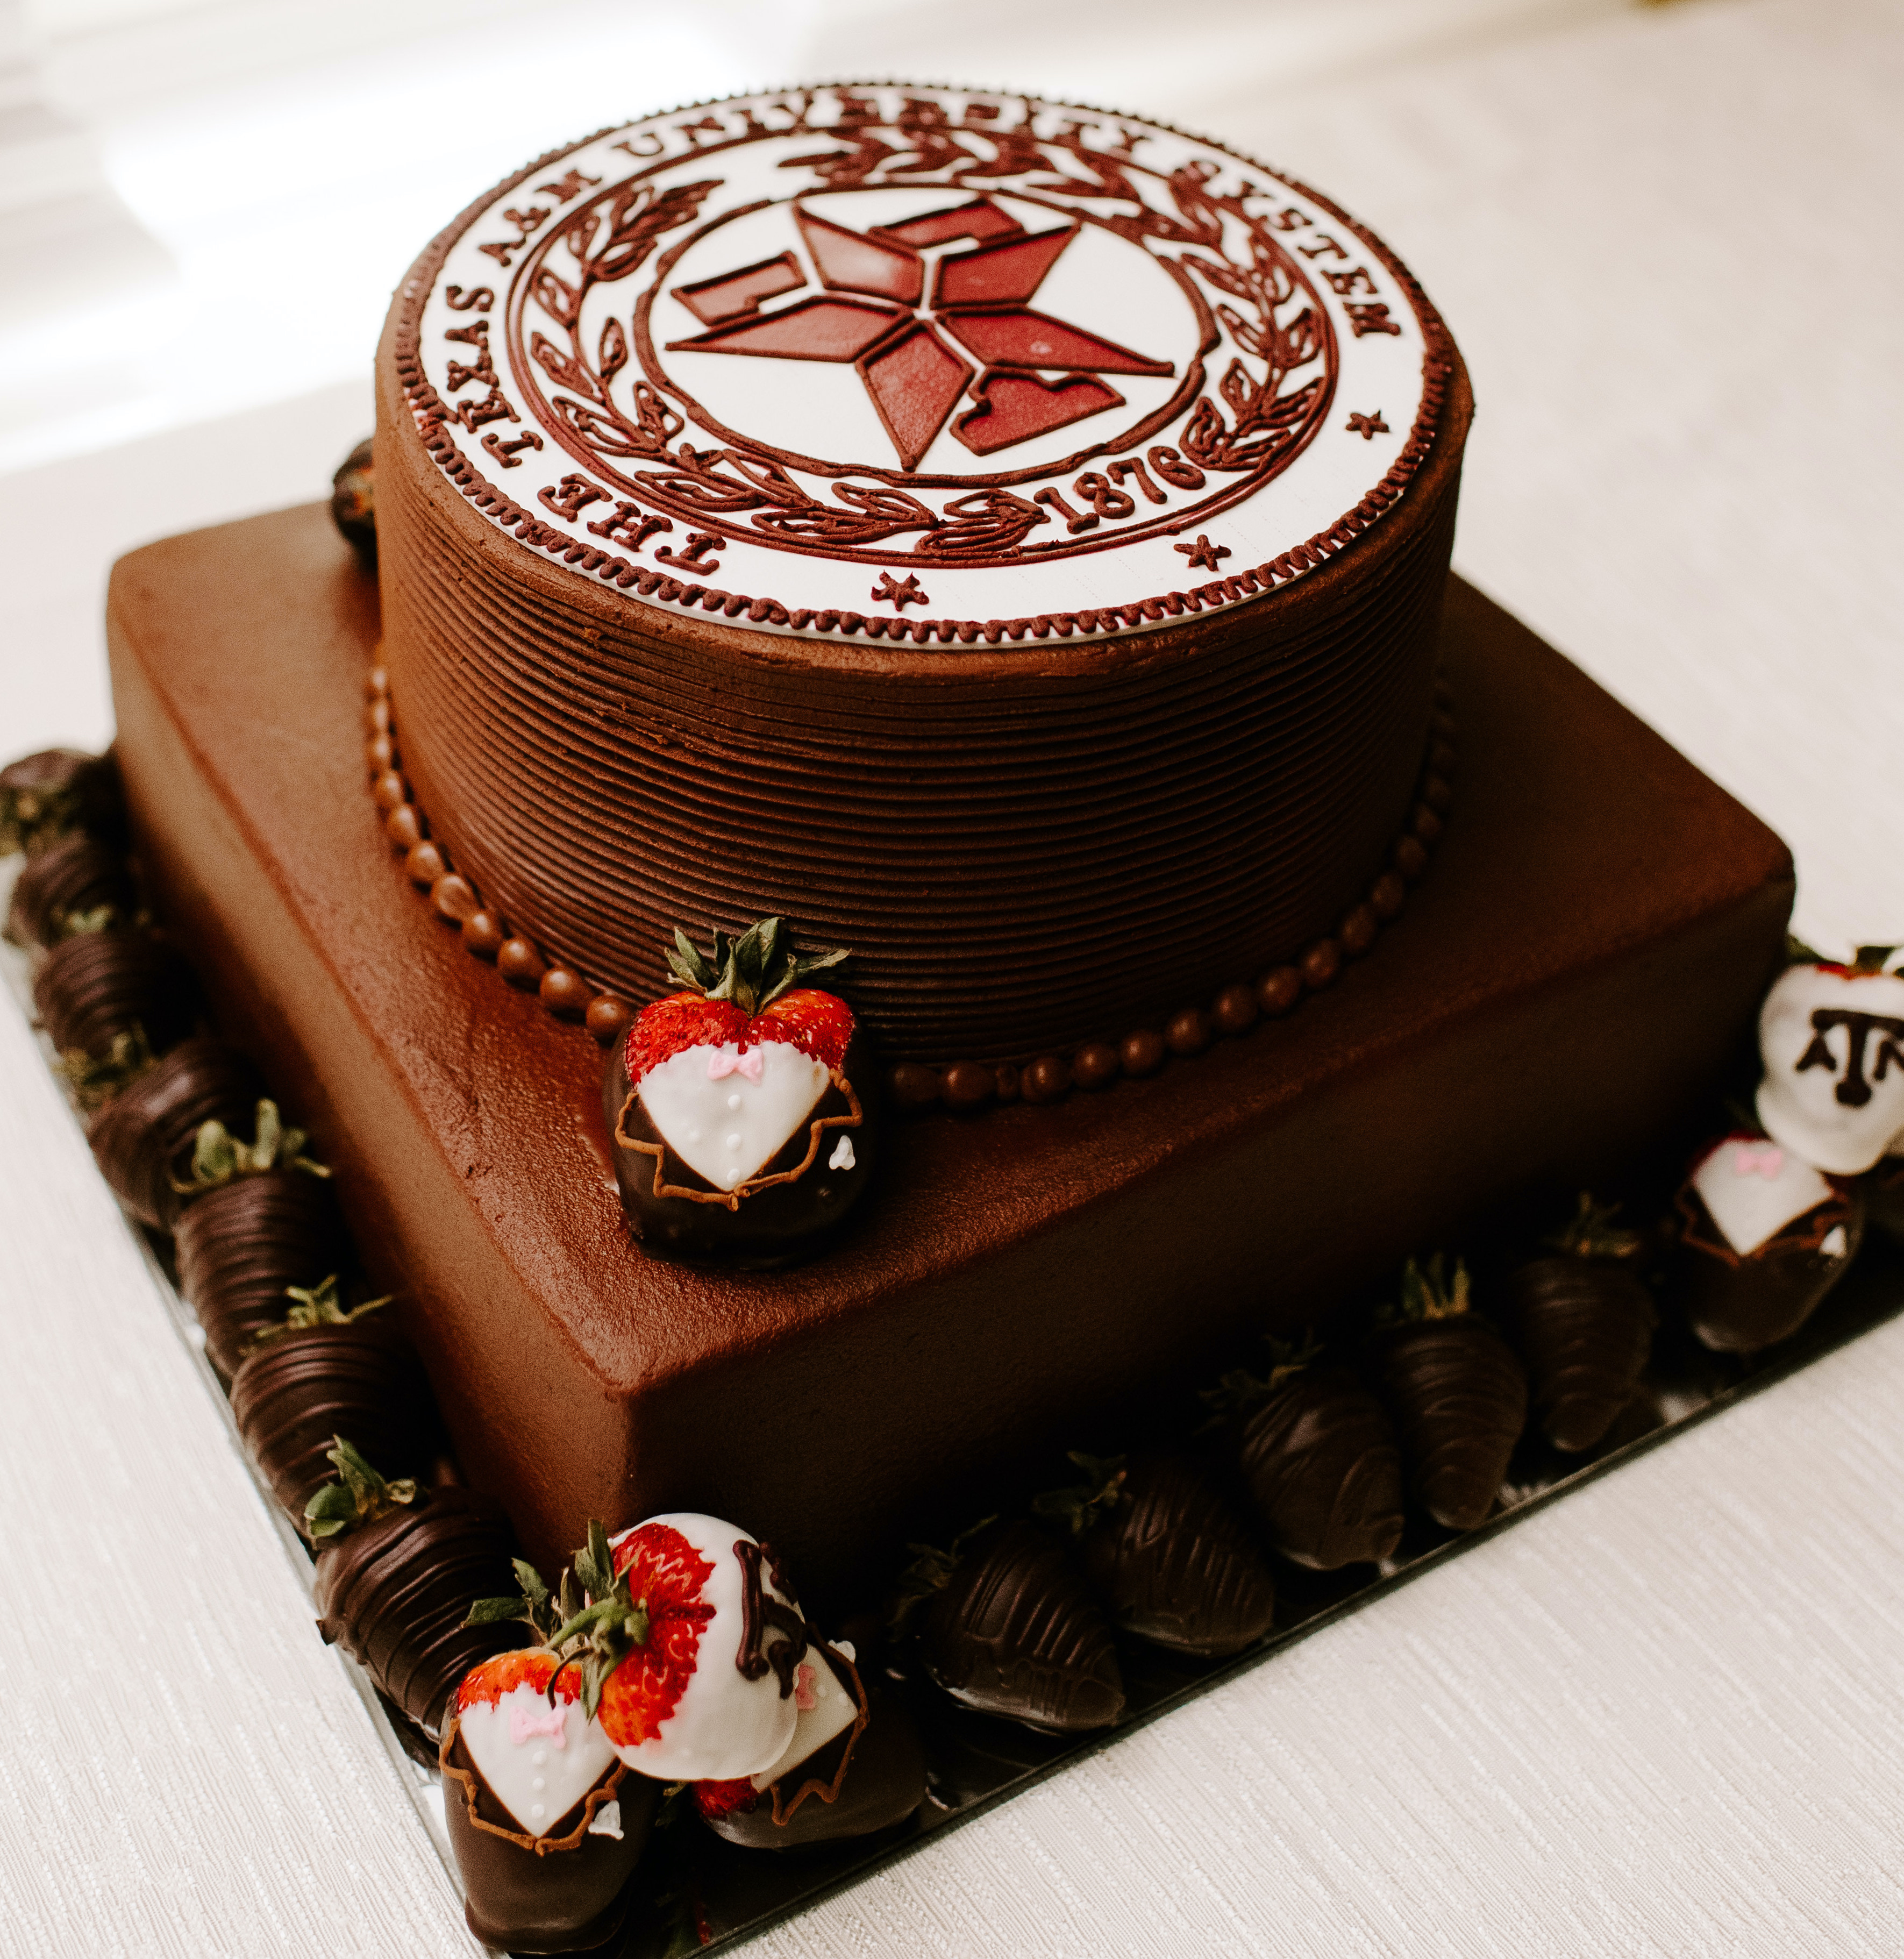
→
(361, 660, 1456, 1112)
(389, 85, 1458, 645)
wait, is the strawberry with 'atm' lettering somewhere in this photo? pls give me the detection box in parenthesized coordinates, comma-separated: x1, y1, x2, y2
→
(603, 918, 877, 1260)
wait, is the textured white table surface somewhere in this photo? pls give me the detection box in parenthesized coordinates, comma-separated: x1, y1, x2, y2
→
(5, 1, 1904, 1953)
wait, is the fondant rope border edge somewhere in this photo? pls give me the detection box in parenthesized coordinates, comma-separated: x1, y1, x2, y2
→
(361, 662, 1457, 1112)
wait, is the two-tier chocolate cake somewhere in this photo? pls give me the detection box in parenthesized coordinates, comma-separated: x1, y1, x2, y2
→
(104, 86, 1793, 1589)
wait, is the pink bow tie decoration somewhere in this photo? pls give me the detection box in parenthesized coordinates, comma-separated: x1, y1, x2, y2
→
(793, 1663, 819, 1713)
(707, 1046, 764, 1082)
(510, 1704, 568, 1748)
(1731, 1142, 1785, 1180)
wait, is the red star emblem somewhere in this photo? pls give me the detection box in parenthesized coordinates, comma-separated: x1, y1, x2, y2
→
(666, 199, 1174, 471)
(1346, 410, 1389, 440)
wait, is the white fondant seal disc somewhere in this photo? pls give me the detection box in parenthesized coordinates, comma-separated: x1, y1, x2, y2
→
(404, 85, 1443, 641)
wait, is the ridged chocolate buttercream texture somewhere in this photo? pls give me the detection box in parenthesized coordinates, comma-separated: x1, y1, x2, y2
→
(376, 327, 1469, 1063)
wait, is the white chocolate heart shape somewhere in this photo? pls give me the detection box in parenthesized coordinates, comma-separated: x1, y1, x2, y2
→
(1691, 1136, 1834, 1256)
(637, 1040, 830, 1189)
(459, 1682, 618, 1837)
(1757, 964, 1904, 1175)
(605, 1512, 801, 1782)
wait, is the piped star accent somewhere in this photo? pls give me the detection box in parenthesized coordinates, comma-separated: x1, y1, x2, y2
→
(873, 572, 929, 609)
(1346, 411, 1389, 440)
(1175, 535, 1230, 572)
(666, 198, 1174, 471)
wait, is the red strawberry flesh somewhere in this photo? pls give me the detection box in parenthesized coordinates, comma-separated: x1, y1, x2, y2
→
(456, 1647, 576, 1713)
(693, 1776, 760, 1819)
(624, 988, 854, 1085)
(596, 1522, 717, 1751)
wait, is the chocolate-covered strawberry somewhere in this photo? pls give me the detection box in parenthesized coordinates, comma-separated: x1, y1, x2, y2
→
(1867, 1150, 1904, 1245)
(230, 1279, 430, 1529)
(1035, 1450, 1275, 1658)
(33, 928, 195, 1065)
(1756, 945, 1904, 1176)
(555, 1515, 810, 1782)
(331, 436, 376, 561)
(0, 747, 123, 857)
(1501, 1195, 1657, 1453)
(7, 829, 137, 947)
(309, 1439, 523, 1734)
(172, 1103, 346, 1376)
(694, 1642, 928, 1850)
(604, 918, 876, 1260)
(87, 1035, 262, 1228)
(1674, 1132, 1863, 1354)
(441, 1564, 653, 1953)
(1370, 1256, 1528, 1533)
(1208, 1337, 1405, 1569)
(903, 1518, 1124, 1733)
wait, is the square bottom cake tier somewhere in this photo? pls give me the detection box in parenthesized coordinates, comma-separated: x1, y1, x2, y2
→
(107, 504, 1791, 1594)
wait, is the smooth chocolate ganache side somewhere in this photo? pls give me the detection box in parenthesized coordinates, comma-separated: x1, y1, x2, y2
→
(374, 86, 1471, 1063)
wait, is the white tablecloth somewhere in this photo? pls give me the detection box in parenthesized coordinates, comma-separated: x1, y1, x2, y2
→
(5, 1, 1904, 1951)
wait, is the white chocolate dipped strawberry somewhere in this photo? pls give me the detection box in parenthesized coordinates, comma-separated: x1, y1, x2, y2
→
(603, 919, 877, 1259)
(453, 1649, 619, 1837)
(442, 1560, 653, 1954)
(555, 1514, 811, 1782)
(1756, 946, 1904, 1175)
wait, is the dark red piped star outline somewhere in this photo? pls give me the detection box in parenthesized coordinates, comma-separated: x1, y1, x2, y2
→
(665, 198, 1174, 471)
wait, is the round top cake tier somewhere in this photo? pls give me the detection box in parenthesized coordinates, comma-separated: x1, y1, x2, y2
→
(376, 84, 1471, 1063)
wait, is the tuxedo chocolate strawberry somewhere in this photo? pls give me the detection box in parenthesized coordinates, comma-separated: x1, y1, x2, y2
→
(603, 918, 876, 1260)
(1208, 1336, 1406, 1570)
(1674, 1131, 1863, 1352)
(1500, 1195, 1657, 1453)
(1370, 1256, 1528, 1533)
(1035, 1450, 1277, 1658)
(442, 1563, 654, 1953)
(693, 1643, 929, 1850)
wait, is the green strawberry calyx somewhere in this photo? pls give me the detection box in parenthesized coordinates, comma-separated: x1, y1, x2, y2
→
(304, 1436, 417, 1541)
(665, 917, 848, 1017)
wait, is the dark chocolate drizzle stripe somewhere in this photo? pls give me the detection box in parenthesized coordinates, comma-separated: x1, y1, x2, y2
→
(360, 661, 1454, 1109)
(388, 92, 1454, 644)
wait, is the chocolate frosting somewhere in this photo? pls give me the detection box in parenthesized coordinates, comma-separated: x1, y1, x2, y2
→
(701, 1676, 926, 1852)
(1076, 1450, 1275, 1658)
(1675, 1182, 1863, 1355)
(32, 928, 196, 1060)
(1232, 1363, 1406, 1569)
(312, 1485, 524, 1733)
(1370, 1320, 1528, 1532)
(1501, 1255, 1657, 1452)
(375, 296, 1471, 1065)
(85, 1035, 262, 1229)
(229, 1319, 431, 1528)
(174, 1169, 348, 1377)
(918, 1519, 1124, 1734)
(439, 1716, 651, 1953)
(8, 831, 137, 947)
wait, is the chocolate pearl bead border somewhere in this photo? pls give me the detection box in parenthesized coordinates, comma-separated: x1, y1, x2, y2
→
(885, 674, 1457, 1115)
(363, 660, 1456, 1098)
(363, 659, 637, 1050)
